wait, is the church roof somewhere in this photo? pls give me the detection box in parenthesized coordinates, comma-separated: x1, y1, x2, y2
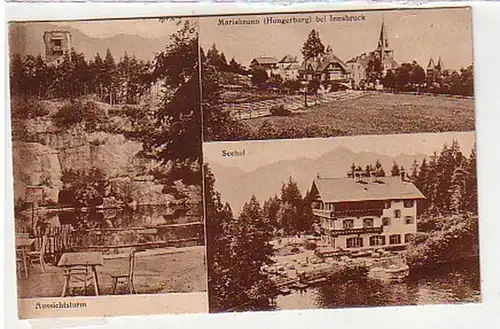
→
(346, 52, 399, 70)
(377, 20, 390, 49)
(312, 176, 425, 203)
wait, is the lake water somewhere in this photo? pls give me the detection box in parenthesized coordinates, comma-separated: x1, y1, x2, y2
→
(260, 259, 480, 311)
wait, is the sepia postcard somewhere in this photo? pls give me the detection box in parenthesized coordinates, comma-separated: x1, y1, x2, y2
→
(8, 17, 207, 318)
(7, 4, 480, 320)
(200, 7, 474, 142)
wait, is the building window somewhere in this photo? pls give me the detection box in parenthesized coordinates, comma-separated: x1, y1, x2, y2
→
(404, 233, 414, 243)
(382, 217, 391, 226)
(346, 237, 363, 248)
(405, 216, 414, 224)
(329, 220, 335, 229)
(389, 234, 401, 245)
(404, 200, 414, 208)
(369, 235, 386, 246)
(363, 218, 374, 228)
(394, 209, 401, 218)
(343, 220, 354, 229)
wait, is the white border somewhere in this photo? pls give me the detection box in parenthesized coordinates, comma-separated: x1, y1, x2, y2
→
(3, 2, 500, 329)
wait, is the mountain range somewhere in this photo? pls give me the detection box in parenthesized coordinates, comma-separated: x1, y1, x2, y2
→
(207, 147, 427, 215)
(8, 23, 171, 62)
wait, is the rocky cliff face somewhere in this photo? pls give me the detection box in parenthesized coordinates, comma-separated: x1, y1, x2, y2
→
(12, 141, 63, 202)
(12, 104, 163, 204)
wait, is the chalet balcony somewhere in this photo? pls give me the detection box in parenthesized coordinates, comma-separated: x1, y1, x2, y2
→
(313, 208, 383, 218)
(321, 225, 384, 237)
(313, 209, 334, 218)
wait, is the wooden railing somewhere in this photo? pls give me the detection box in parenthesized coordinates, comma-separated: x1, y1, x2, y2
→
(321, 225, 384, 237)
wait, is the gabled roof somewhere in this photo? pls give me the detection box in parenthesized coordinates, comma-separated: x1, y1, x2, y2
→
(316, 52, 348, 72)
(347, 52, 399, 70)
(312, 176, 425, 203)
(284, 62, 301, 70)
(299, 49, 349, 73)
(279, 55, 298, 63)
(250, 56, 279, 65)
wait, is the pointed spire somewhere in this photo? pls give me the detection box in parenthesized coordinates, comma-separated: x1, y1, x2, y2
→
(427, 58, 435, 69)
(436, 56, 443, 70)
(378, 19, 389, 49)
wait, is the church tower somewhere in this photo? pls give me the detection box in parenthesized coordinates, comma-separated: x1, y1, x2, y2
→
(376, 20, 394, 61)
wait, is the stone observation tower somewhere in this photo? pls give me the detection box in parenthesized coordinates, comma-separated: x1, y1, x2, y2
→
(43, 30, 72, 65)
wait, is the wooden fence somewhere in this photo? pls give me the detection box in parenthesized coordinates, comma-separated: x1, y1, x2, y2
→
(25, 221, 204, 265)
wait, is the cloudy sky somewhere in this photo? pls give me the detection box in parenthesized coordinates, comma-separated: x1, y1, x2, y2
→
(200, 7, 473, 70)
(203, 131, 476, 172)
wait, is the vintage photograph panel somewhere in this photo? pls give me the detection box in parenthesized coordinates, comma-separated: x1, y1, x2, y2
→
(200, 7, 474, 142)
(8, 16, 206, 314)
(203, 132, 479, 312)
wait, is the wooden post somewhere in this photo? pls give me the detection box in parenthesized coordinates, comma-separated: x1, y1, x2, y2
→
(31, 202, 35, 235)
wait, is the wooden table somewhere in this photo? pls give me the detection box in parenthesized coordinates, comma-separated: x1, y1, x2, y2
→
(15, 237, 35, 279)
(57, 252, 104, 297)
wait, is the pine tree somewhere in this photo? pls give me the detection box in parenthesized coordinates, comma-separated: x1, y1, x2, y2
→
(9, 53, 25, 95)
(391, 161, 400, 176)
(410, 159, 419, 182)
(465, 143, 477, 213)
(233, 195, 274, 299)
(450, 160, 468, 214)
(301, 29, 325, 59)
(204, 164, 243, 312)
(103, 48, 117, 104)
(262, 195, 281, 231)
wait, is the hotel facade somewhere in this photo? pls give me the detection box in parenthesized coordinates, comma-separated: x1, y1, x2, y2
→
(310, 172, 425, 250)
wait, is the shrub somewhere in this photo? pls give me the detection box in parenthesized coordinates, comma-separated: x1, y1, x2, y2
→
(53, 101, 107, 132)
(10, 96, 50, 120)
(305, 241, 318, 250)
(269, 105, 291, 116)
(11, 119, 39, 142)
(290, 247, 300, 253)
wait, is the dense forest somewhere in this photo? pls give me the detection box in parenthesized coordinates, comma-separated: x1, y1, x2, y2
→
(346, 140, 477, 217)
(10, 49, 154, 104)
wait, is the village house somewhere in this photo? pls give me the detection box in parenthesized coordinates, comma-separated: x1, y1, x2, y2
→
(309, 171, 425, 251)
(277, 55, 300, 80)
(249, 56, 280, 76)
(298, 46, 351, 84)
(346, 20, 399, 88)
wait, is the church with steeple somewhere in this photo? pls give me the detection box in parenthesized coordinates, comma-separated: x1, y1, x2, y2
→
(346, 20, 400, 88)
(426, 56, 444, 84)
